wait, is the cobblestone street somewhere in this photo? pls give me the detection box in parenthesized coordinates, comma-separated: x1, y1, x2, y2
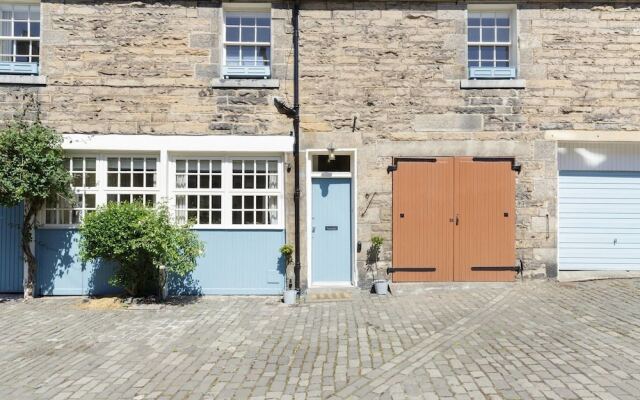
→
(1, 279, 639, 399)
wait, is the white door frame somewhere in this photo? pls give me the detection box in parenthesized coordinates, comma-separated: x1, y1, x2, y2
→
(305, 149, 358, 288)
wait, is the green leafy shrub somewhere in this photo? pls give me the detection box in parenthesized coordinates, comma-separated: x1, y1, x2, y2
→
(0, 121, 71, 298)
(79, 202, 204, 297)
(279, 244, 294, 267)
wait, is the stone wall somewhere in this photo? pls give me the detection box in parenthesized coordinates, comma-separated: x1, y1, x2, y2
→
(3, 1, 640, 286)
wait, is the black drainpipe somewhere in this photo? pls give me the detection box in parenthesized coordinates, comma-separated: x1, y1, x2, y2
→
(292, 0, 301, 292)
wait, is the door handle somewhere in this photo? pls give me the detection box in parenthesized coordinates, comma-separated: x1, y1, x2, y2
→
(312, 227, 316, 233)
(455, 214, 459, 225)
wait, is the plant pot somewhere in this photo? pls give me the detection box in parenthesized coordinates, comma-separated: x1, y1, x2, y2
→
(283, 289, 297, 305)
(374, 280, 389, 295)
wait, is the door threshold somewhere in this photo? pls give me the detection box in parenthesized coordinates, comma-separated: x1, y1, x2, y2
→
(309, 282, 354, 288)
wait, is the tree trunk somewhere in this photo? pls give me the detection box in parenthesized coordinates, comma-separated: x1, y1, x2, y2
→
(22, 200, 40, 299)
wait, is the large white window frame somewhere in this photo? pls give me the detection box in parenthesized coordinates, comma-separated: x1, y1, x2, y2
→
(222, 11, 271, 68)
(466, 4, 518, 78)
(0, 3, 40, 64)
(169, 155, 284, 230)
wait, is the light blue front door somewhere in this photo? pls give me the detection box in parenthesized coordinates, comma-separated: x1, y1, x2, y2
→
(312, 178, 352, 283)
(0, 205, 23, 293)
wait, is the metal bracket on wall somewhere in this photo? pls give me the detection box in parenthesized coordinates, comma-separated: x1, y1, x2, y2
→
(387, 267, 436, 274)
(472, 157, 522, 173)
(387, 157, 437, 174)
(361, 192, 377, 217)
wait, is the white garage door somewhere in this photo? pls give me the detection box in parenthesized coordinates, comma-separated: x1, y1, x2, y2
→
(559, 142, 640, 271)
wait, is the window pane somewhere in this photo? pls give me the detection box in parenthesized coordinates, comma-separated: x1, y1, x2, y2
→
(256, 161, 266, 173)
(133, 158, 144, 171)
(176, 174, 186, 189)
(244, 211, 254, 224)
(30, 6, 40, 21)
(212, 196, 221, 209)
(212, 175, 222, 188)
(244, 161, 254, 173)
(256, 196, 265, 209)
(13, 6, 28, 20)
(107, 173, 118, 187)
(199, 160, 210, 173)
(497, 28, 510, 42)
(212, 211, 222, 224)
(121, 158, 131, 171)
(256, 175, 266, 189)
(241, 27, 255, 42)
(233, 160, 243, 173)
(268, 211, 277, 225)
(244, 175, 254, 189)
(226, 26, 239, 42)
(176, 195, 185, 209)
(73, 173, 83, 186)
(257, 47, 270, 66)
(496, 15, 510, 26)
(188, 211, 197, 222)
(241, 46, 255, 66)
(15, 21, 28, 37)
(268, 196, 277, 209)
(495, 46, 509, 61)
(481, 46, 494, 60)
(199, 211, 209, 225)
(241, 16, 255, 25)
(226, 45, 240, 66)
(212, 160, 221, 173)
(188, 195, 197, 209)
(120, 173, 131, 187)
(232, 175, 242, 189)
(146, 158, 157, 171)
(85, 173, 96, 187)
(188, 160, 198, 173)
(468, 46, 479, 61)
(1, 20, 11, 36)
(200, 195, 209, 209)
(145, 173, 155, 187)
(187, 175, 197, 188)
(107, 158, 118, 171)
(496, 61, 509, 67)
(268, 161, 277, 173)
(107, 194, 117, 203)
(481, 28, 494, 42)
(481, 15, 495, 26)
(200, 175, 210, 188)
(467, 28, 480, 42)
(256, 211, 265, 224)
(86, 194, 96, 209)
(232, 196, 242, 209)
(268, 175, 278, 189)
(257, 27, 270, 42)
(72, 157, 83, 171)
(232, 211, 242, 224)
(480, 60, 495, 67)
(133, 173, 144, 187)
(86, 158, 96, 171)
(31, 41, 38, 56)
(146, 195, 156, 206)
(176, 160, 186, 173)
(226, 16, 240, 25)
(256, 17, 270, 27)
(244, 196, 254, 209)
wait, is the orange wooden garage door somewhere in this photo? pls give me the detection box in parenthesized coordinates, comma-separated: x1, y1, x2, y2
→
(392, 157, 515, 282)
(392, 158, 454, 282)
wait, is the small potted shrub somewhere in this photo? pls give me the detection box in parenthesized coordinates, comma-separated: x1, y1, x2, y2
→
(369, 235, 388, 295)
(280, 244, 297, 304)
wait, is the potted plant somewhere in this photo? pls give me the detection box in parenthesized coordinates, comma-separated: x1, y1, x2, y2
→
(369, 235, 388, 295)
(280, 244, 297, 304)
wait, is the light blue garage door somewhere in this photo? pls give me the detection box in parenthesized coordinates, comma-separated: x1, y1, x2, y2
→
(559, 171, 640, 271)
(0, 205, 23, 293)
(36, 228, 285, 296)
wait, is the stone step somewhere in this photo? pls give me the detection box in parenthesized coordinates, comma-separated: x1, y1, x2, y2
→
(304, 287, 360, 303)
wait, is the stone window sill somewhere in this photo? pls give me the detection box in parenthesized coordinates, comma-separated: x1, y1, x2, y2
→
(0, 75, 47, 85)
(460, 79, 526, 89)
(210, 78, 279, 89)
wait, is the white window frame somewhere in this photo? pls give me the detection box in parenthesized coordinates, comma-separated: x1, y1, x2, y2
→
(39, 153, 161, 229)
(172, 157, 225, 227)
(104, 155, 160, 207)
(0, 3, 40, 64)
(169, 155, 284, 230)
(466, 4, 518, 77)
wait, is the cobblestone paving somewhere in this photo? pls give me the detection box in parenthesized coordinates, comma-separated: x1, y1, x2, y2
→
(0, 280, 639, 399)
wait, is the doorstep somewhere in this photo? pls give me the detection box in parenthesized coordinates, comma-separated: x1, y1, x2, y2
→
(303, 286, 360, 303)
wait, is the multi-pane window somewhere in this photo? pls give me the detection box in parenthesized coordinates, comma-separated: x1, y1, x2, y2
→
(106, 157, 158, 206)
(174, 159, 224, 225)
(0, 4, 40, 64)
(232, 195, 278, 225)
(467, 12, 512, 68)
(230, 159, 279, 226)
(224, 13, 271, 68)
(44, 157, 98, 225)
(232, 160, 278, 189)
(176, 159, 222, 190)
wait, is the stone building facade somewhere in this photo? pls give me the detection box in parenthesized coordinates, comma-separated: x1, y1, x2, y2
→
(2, 0, 640, 294)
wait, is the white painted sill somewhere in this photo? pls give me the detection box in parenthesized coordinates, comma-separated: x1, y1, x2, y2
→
(210, 78, 279, 89)
(460, 79, 526, 89)
(0, 75, 47, 85)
